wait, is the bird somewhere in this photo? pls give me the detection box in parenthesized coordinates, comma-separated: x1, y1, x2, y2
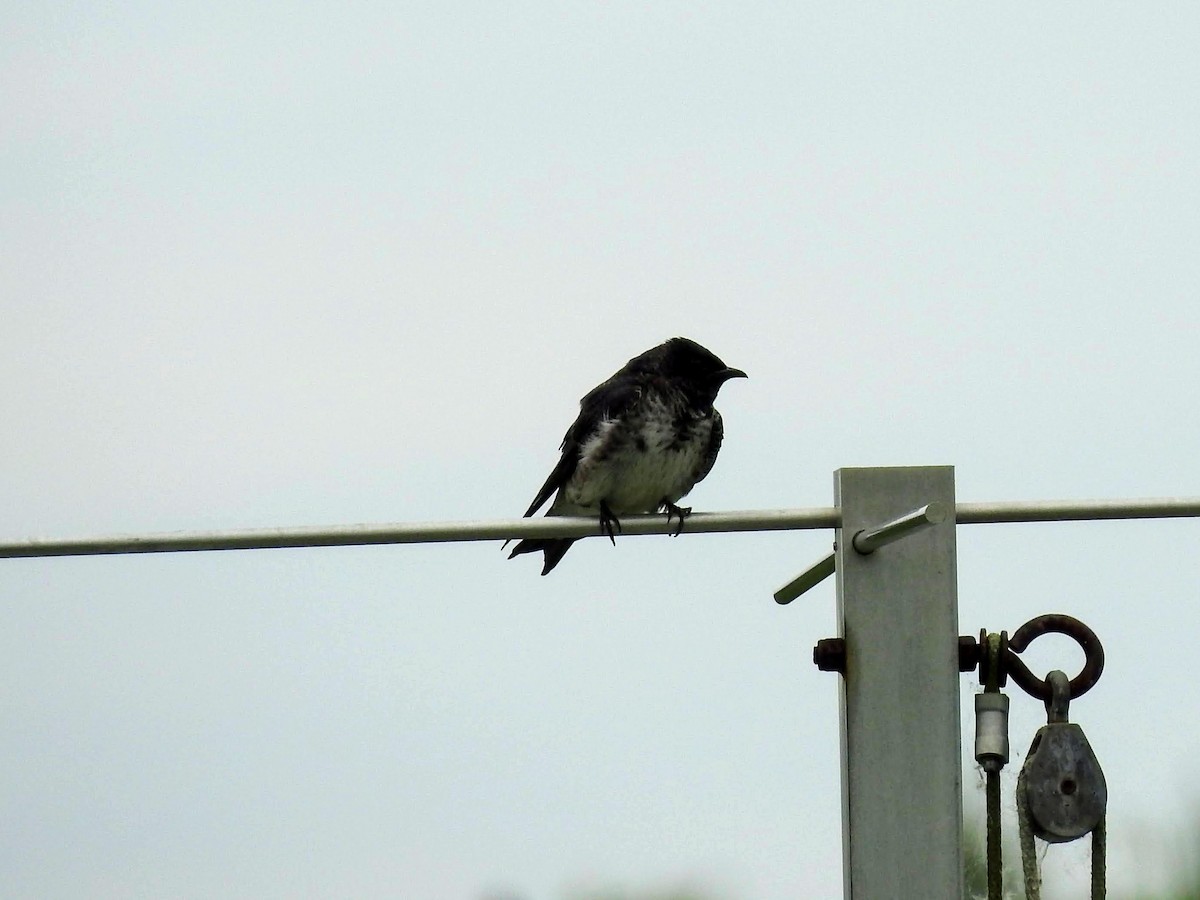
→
(507, 337, 747, 575)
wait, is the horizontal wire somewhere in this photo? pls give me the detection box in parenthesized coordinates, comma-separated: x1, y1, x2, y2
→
(1, 497, 1198, 559)
(0, 508, 839, 558)
(956, 497, 1200, 523)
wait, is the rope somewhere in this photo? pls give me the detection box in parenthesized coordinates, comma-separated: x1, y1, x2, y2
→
(1091, 816, 1106, 900)
(1016, 766, 1041, 900)
(986, 766, 1003, 900)
(981, 632, 1006, 900)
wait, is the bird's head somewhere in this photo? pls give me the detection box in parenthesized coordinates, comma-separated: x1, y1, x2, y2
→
(654, 337, 747, 405)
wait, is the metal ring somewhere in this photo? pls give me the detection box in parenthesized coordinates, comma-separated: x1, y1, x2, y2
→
(1004, 614, 1105, 702)
(975, 629, 1010, 689)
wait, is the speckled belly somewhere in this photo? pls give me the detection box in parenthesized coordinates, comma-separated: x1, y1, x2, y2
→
(559, 413, 713, 515)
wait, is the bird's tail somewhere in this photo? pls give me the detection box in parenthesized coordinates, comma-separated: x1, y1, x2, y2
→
(507, 538, 576, 576)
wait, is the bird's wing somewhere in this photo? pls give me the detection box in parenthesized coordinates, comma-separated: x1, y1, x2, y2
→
(521, 374, 646, 518)
(693, 409, 725, 487)
(521, 450, 576, 518)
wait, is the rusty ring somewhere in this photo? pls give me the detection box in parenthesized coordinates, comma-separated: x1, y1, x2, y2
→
(1004, 614, 1105, 702)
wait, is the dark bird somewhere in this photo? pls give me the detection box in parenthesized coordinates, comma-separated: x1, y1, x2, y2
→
(508, 337, 747, 575)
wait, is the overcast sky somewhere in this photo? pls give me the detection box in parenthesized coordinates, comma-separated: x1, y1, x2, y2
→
(3, 3, 1199, 898)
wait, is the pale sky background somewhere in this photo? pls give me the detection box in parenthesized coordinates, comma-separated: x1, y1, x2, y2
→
(3, 3, 1199, 899)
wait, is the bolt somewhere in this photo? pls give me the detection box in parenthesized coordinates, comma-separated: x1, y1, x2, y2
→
(959, 634, 981, 673)
(813, 638, 846, 673)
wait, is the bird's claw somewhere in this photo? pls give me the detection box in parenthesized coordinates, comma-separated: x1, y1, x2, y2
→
(662, 500, 692, 537)
(599, 500, 622, 546)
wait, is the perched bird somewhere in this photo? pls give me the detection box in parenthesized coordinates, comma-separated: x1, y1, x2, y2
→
(508, 337, 747, 575)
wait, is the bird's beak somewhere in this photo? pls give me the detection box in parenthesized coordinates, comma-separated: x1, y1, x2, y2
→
(720, 367, 748, 382)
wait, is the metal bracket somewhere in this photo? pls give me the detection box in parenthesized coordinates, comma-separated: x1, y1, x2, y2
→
(774, 502, 948, 604)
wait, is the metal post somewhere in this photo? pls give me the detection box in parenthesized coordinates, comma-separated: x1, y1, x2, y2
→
(835, 466, 963, 899)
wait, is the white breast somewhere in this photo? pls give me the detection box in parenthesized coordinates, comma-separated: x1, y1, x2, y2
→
(557, 394, 714, 515)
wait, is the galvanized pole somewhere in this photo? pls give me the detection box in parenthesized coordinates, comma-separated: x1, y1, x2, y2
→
(835, 466, 964, 899)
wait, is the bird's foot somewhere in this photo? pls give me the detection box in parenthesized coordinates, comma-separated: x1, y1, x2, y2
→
(599, 500, 622, 546)
(662, 500, 692, 537)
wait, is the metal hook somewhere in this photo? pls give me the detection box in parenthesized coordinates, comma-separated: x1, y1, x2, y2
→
(1005, 614, 1105, 702)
